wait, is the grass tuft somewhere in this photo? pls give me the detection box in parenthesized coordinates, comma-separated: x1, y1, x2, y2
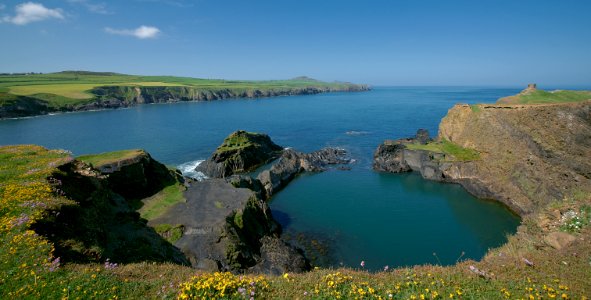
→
(138, 184, 186, 221)
(77, 149, 144, 168)
(405, 139, 480, 161)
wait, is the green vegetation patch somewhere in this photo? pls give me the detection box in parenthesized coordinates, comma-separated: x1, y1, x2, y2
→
(153, 223, 184, 243)
(138, 183, 186, 220)
(470, 104, 482, 112)
(406, 139, 480, 161)
(77, 149, 144, 168)
(513, 90, 591, 104)
(217, 131, 262, 152)
(10, 84, 99, 99)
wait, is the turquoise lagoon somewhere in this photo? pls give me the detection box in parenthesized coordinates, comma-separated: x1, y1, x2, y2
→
(0, 87, 521, 271)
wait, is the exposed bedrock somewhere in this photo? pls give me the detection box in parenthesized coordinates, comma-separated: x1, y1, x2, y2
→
(149, 177, 310, 274)
(257, 148, 352, 198)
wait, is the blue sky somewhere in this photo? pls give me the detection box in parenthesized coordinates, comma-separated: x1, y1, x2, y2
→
(1, 0, 590, 86)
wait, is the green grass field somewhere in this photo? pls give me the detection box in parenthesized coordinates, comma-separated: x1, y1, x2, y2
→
(499, 89, 591, 104)
(1, 72, 357, 99)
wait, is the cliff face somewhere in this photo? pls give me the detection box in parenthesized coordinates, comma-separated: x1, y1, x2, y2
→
(0, 84, 370, 118)
(374, 101, 591, 215)
(0, 93, 51, 118)
(438, 102, 591, 214)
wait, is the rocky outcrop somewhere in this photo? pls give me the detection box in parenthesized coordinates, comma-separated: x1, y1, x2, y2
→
(372, 129, 434, 173)
(33, 159, 189, 265)
(82, 150, 181, 199)
(544, 231, 576, 250)
(165, 133, 353, 273)
(249, 236, 310, 275)
(258, 148, 351, 198)
(149, 178, 310, 273)
(225, 174, 266, 200)
(374, 100, 591, 216)
(197, 131, 283, 178)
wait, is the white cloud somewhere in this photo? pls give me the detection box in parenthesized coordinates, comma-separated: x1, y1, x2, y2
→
(105, 25, 161, 39)
(1, 2, 64, 25)
(67, 0, 110, 14)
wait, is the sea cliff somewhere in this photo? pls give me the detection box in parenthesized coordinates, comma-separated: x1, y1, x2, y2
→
(0, 72, 370, 119)
(374, 90, 591, 216)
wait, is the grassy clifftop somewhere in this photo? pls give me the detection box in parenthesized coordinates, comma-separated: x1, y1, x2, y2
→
(0, 71, 369, 118)
(497, 85, 591, 104)
(1, 145, 590, 298)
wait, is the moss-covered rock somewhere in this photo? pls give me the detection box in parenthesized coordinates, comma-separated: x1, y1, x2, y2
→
(197, 131, 283, 178)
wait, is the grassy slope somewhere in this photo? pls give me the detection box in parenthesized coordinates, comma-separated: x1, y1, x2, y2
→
(138, 183, 185, 221)
(2, 145, 590, 298)
(498, 89, 591, 104)
(0, 72, 360, 109)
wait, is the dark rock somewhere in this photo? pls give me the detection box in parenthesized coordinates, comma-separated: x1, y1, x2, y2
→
(258, 148, 351, 198)
(149, 178, 308, 273)
(372, 142, 411, 173)
(225, 175, 266, 200)
(93, 150, 177, 199)
(415, 128, 431, 145)
(33, 159, 189, 265)
(197, 131, 283, 178)
(250, 236, 311, 275)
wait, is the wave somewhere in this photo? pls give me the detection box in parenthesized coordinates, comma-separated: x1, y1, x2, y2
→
(177, 159, 208, 181)
(345, 130, 370, 136)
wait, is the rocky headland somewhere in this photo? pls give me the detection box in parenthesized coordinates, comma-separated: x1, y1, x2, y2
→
(0, 75, 370, 119)
(374, 88, 591, 216)
(44, 130, 353, 275)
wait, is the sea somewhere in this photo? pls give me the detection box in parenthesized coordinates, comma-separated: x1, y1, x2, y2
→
(0, 87, 522, 271)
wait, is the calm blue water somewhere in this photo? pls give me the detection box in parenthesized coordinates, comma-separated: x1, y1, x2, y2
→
(0, 87, 521, 270)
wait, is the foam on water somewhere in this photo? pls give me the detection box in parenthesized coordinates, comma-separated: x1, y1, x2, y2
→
(178, 159, 207, 181)
(345, 130, 370, 136)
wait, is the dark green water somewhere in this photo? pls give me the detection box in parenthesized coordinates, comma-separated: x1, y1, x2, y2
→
(0, 87, 521, 270)
(271, 171, 518, 270)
